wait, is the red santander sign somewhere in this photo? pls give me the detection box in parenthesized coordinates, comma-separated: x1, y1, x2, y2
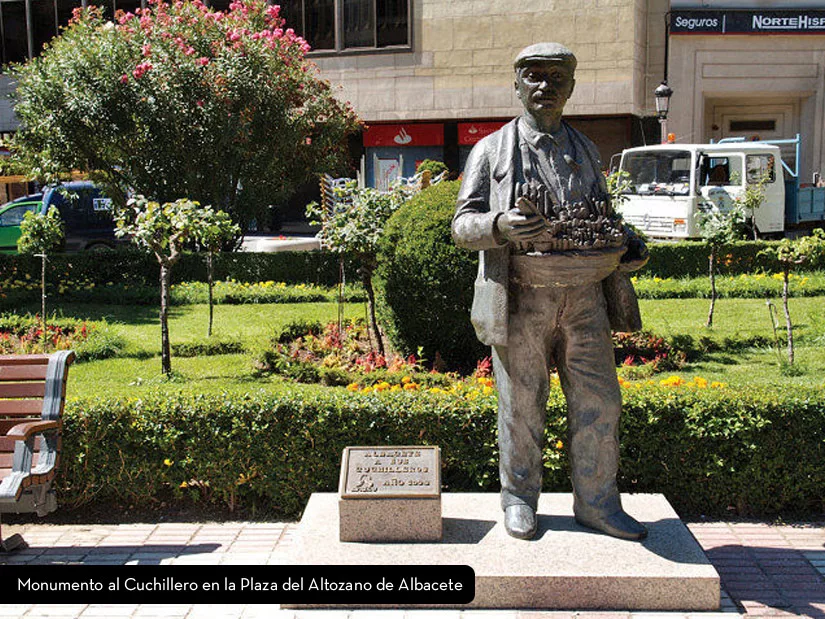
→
(363, 124, 444, 148)
(458, 122, 507, 145)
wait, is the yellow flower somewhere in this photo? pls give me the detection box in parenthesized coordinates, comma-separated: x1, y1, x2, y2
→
(659, 375, 685, 387)
(346, 383, 360, 392)
(555, 440, 564, 450)
(164, 458, 174, 467)
(375, 381, 391, 392)
(403, 382, 419, 391)
(361, 386, 373, 394)
(401, 376, 412, 384)
(482, 386, 494, 396)
(693, 377, 708, 388)
(179, 481, 189, 489)
(711, 381, 726, 389)
(390, 385, 402, 393)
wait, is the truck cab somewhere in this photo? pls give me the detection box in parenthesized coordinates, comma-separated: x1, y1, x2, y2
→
(616, 142, 785, 239)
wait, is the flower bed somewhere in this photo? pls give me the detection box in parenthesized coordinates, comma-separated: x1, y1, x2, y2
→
(0, 314, 124, 360)
(0, 275, 364, 308)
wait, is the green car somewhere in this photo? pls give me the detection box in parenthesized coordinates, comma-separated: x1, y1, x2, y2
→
(0, 194, 44, 254)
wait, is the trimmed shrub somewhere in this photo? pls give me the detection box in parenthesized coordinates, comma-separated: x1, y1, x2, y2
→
(642, 239, 825, 278)
(171, 339, 246, 358)
(0, 249, 352, 290)
(377, 181, 485, 371)
(58, 386, 825, 519)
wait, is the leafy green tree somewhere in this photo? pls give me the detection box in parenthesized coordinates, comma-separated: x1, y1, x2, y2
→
(760, 228, 825, 365)
(307, 181, 406, 355)
(735, 171, 770, 240)
(115, 196, 203, 375)
(695, 201, 748, 327)
(194, 207, 240, 337)
(9, 0, 361, 229)
(17, 206, 64, 341)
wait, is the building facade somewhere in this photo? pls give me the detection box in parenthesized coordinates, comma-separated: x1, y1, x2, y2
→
(1, 0, 824, 189)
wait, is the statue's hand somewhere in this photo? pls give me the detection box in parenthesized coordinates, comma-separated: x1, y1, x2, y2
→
(496, 207, 546, 242)
(618, 228, 650, 272)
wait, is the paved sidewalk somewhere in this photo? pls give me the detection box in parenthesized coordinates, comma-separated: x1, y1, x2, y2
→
(0, 520, 823, 618)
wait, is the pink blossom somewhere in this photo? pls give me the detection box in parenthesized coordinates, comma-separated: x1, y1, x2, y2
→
(118, 12, 135, 25)
(228, 30, 241, 42)
(266, 5, 281, 19)
(305, 137, 312, 145)
(133, 61, 153, 79)
(197, 57, 209, 66)
(141, 43, 152, 56)
(119, 74, 129, 84)
(196, 100, 204, 107)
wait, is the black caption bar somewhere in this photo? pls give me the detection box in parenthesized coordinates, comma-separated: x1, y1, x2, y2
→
(4, 565, 475, 605)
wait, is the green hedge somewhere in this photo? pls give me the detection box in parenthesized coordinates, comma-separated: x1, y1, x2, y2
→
(59, 386, 825, 520)
(0, 250, 352, 288)
(4, 240, 824, 292)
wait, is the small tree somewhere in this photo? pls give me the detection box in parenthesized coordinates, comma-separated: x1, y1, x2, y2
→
(695, 201, 748, 327)
(194, 207, 240, 337)
(10, 0, 361, 227)
(17, 206, 64, 342)
(307, 182, 406, 355)
(735, 171, 770, 240)
(760, 228, 825, 365)
(115, 196, 202, 375)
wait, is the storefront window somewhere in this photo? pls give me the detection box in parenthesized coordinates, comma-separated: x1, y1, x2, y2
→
(1, 1, 29, 64)
(32, 0, 58, 55)
(284, 0, 409, 52)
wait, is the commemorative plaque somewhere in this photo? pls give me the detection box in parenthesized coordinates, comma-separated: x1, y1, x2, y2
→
(338, 446, 442, 542)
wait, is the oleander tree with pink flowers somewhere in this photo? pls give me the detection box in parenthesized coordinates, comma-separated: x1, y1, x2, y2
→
(8, 0, 361, 229)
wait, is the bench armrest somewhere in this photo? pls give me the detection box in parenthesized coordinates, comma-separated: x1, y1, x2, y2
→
(7, 420, 60, 441)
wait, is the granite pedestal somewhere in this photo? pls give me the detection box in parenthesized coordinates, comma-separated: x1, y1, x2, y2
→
(282, 492, 720, 610)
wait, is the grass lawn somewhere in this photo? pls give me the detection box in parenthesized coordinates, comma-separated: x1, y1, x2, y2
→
(15, 296, 825, 397)
(639, 297, 825, 388)
(50, 301, 365, 398)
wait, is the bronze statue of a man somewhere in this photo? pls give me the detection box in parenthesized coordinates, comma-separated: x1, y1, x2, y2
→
(452, 42, 649, 541)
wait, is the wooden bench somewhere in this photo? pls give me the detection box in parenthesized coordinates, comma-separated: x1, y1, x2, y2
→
(0, 351, 75, 551)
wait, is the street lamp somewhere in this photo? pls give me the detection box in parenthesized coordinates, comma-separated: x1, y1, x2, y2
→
(654, 81, 673, 143)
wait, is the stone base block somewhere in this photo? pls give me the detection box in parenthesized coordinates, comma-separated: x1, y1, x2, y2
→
(339, 497, 441, 542)
(282, 492, 720, 610)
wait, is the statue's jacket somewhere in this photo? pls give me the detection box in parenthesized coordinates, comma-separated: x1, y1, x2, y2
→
(452, 118, 642, 347)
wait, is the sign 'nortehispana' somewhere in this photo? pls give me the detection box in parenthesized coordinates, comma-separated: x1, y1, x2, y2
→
(671, 10, 825, 35)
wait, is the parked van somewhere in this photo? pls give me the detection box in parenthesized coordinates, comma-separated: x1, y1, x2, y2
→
(0, 181, 121, 253)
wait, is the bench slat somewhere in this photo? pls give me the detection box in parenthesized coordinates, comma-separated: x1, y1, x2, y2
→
(0, 355, 52, 366)
(0, 400, 43, 416)
(0, 365, 49, 381)
(0, 383, 47, 398)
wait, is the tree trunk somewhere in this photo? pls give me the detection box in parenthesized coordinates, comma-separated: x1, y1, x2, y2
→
(360, 267, 384, 357)
(207, 251, 214, 338)
(40, 253, 47, 345)
(159, 263, 172, 375)
(337, 255, 345, 336)
(782, 264, 794, 365)
(706, 247, 717, 328)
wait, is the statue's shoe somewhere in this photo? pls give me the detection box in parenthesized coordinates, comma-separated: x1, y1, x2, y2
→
(574, 508, 648, 541)
(504, 504, 537, 540)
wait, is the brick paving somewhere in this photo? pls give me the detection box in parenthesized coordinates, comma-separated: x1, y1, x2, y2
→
(0, 520, 822, 618)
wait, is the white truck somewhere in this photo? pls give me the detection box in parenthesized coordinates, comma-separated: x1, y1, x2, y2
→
(613, 135, 825, 239)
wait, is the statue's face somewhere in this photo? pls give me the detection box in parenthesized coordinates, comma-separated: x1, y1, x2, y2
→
(515, 61, 575, 118)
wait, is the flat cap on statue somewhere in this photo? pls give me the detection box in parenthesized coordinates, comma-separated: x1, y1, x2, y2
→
(513, 42, 577, 71)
